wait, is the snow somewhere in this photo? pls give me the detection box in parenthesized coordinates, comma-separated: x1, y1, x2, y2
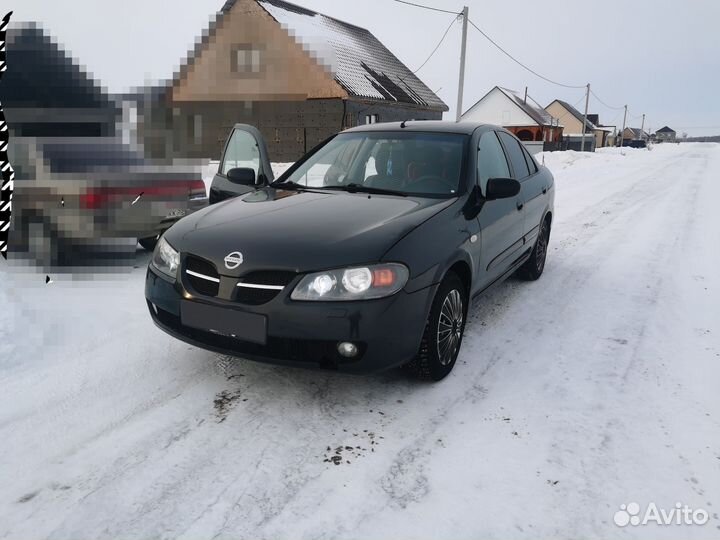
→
(1, 143, 720, 539)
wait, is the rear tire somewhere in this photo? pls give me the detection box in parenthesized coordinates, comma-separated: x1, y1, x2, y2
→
(517, 217, 550, 281)
(408, 272, 467, 381)
(12, 217, 65, 267)
(138, 236, 159, 251)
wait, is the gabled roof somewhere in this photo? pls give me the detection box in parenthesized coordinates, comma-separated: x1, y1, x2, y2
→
(625, 127, 648, 139)
(656, 126, 675, 133)
(494, 87, 554, 126)
(209, 0, 447, 111)
(1, 23, 113, 110)
(547, 99, 596, 131)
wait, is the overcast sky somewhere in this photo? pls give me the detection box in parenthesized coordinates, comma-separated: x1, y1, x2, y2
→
(7, 0, 720, 135)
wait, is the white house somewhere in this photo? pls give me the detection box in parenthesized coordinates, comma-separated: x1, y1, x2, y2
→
(461, 86, 563, 154)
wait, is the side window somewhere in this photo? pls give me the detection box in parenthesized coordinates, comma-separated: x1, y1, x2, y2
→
(221, 130, 260, 177)
(477, 131, 511, 194)
(497, 131, 530, 179)
(521, 144, 539, 175)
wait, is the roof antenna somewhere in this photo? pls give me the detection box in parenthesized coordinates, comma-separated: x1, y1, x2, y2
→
(400, 119, 408, 128)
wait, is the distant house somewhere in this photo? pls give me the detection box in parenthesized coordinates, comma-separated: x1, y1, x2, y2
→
(127, 0, 447, 162)
(621, 127, 649, 147)
(461, 86, 563, 154)
(545, 99, 599, 151)
(0, 24, 119, 139)
(598, 125, 617, 147)
(655, 126, 676, 142)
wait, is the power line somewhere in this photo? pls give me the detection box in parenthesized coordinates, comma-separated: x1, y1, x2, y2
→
(393, 3, 639, 121)
(589, 89, 625, 111)
(412, 16, 457, 73)
(391, 0, 461, 15)
(467, 19, 585, 89)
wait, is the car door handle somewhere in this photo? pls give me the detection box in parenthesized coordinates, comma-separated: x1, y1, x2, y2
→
(516, 202, 524, 211)
(542, 186, 547, 194)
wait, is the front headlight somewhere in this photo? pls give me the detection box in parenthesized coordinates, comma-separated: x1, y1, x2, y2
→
(151, 236, 179, 280)
(291, 263, 409, 301)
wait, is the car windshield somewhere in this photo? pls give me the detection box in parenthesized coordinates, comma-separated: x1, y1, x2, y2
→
(278, 131, 467, 198)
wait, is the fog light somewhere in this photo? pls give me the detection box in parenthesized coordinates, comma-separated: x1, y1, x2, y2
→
(337, 342, 358, 358)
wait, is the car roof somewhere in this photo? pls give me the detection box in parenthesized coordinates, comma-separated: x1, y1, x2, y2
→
(342, 120, 491, 135)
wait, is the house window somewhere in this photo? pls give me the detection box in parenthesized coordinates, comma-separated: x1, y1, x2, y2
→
(365, 114, 379, 125)
(232, 45, 262, 75)
(192, 114, 202, 145)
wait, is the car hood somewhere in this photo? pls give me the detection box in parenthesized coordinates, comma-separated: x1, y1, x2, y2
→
(165, 187, 454, 275)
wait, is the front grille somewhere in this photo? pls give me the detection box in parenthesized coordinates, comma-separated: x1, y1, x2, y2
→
(235, 270, 297, 305)
(185, 255, 220, 297)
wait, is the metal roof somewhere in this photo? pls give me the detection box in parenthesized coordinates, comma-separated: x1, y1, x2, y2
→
(220, 0, 447, 111)
(496, 87, 555, 127)
(2, 24, 113, 110)
(549, 99, 597, 131)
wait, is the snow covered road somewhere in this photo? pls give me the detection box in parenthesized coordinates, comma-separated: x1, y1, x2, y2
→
(1, 143, 719, 539)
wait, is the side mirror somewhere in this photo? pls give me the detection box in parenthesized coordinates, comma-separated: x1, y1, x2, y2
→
(226, 167, 257, 186)
(486, 177, 521, 200)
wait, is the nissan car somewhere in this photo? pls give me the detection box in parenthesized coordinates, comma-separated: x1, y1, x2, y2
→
(145, 121, 554, 380)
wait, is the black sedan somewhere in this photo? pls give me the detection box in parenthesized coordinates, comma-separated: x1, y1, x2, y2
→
(145, 121, 554, 380)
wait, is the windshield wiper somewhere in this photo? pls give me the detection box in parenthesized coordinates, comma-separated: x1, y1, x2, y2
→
(270, 180, 307, 190)
(323, 183, 408, 197)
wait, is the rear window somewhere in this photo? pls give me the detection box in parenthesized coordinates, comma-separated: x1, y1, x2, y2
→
(497, 131, 530, 179)
(41, 142, 145, 173)
(521, 145, 539, 174)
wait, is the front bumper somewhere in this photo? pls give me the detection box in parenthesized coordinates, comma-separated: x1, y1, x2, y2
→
(145, 267, 436, 373)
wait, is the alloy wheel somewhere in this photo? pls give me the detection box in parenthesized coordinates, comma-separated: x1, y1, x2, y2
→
(437, 288, 463, 366)
(535, 223, 549, 273)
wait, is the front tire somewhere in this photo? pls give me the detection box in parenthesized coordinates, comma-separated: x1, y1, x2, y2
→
(408, 272, 468, 381)
(138, 236, 159, 251)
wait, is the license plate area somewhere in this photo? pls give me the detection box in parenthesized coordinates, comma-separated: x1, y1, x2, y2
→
(165, 208, 186, 219)
(180, 300, 267, 345)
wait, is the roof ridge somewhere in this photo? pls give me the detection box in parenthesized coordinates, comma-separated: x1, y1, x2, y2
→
(255, 0, 372, 34)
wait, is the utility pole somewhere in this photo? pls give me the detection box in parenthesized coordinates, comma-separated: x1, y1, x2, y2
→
(640, 113, 646, 140)
(619, 105, 628, 147)
(580, 83, 590, 152)
(455, 6, 469, 122)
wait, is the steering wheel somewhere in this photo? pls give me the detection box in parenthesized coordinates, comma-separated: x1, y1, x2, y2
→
(405, 175, 453, 193)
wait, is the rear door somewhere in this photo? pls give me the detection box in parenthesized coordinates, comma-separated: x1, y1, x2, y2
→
(476, 130, 525, 285)
(517, 144, 547, 247)
(496, 131, 547, 247)
(210, 124, 274, 204)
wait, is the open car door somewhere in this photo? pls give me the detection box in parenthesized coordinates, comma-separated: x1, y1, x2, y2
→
(210, 124, 274, 204)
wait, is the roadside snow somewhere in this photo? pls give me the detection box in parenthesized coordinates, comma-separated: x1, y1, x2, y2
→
(1, 144, 719, 539)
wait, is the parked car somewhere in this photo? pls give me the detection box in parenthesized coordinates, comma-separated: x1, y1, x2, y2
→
(146, 121, 554, 380)
(8, 137, 208, 266)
